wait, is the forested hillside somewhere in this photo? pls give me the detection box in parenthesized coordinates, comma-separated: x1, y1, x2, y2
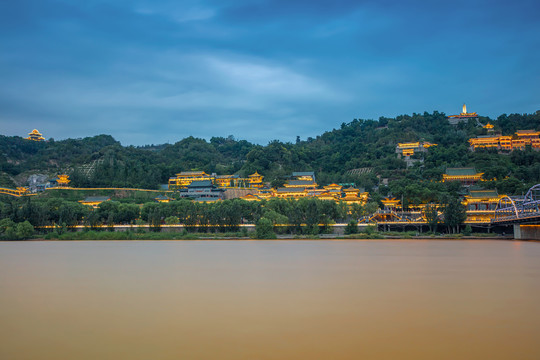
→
(1, 111, 539, 197)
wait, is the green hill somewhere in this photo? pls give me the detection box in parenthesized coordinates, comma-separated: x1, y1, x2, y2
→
(1, 111, 539, 197)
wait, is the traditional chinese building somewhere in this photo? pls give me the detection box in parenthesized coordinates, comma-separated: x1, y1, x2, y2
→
(291, 171, 316, 182)
(248, 172, 264, 188)
(448, 104, 478, 125)
(214, 174, 241, 188)
(26, 129, 45, 141)
(469, 130, 540, 151)
(155, 195, 171, 203)
(381, 197, 401, 211)
(169, 171, 264, 189)
(56, 174, 71, 187)
(462, 189, 504, 223)
(340, 187, 369, 205)
(79, 196, 111, 208)
(274, 187, 308, 198)
(442, 167, 483, 185)
(483, 123, 495, 132)
(395, 142, 437, 157)
(179, 180, 224, 200)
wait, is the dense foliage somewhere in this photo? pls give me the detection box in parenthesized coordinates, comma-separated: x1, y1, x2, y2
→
(1, 111, 538, 194)
(0, 196, 375, 236)
(1, 110, 539, 238)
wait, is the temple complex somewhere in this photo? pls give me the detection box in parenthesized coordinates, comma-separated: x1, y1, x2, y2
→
(168, 171, 264, 189)
(448, 104, 478, 125)
(26, 129, 45, 141)
(240, 172, 368, 206)
(469, 130, 540, 151)
(442, 167, 483, 185)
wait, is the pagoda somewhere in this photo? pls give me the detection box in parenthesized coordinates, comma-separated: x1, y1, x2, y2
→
(248, 172, 264, 188)
(56, 174, 71, 186)
(26, 129, 45, 141)
(448, 104, 478, 125)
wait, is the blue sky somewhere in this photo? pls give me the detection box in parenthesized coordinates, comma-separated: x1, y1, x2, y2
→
(1, 0, 539, 145)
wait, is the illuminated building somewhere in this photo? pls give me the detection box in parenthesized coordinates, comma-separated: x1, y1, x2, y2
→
(395, 142, 437, 157)
(275, 187, 308, 198)
(155, 195, 170, 203)
(341, 187, 369, 205)
(448, 104, 478, 125)
(469, 136, 500, 150)
(516, 130, 540, 149)
(79, 196, 110, 208)
(26, 129, 45, 141)
(214, 174, 240, 188)
(169, 171, 213, 188)
(463, 189, 504, 223)
(178, 180, 224, 201)
(381, 197, 401, 211)
(284, 180, 318, 189)
(169, 171, 264, 189)
(56, 174, 70, 186)
(469, 130, 540, 151)
(248, 172, 264, 188)
(292, 172, 316, 182)
(442, 167, 483, 185)
(240, 193, 263, 201)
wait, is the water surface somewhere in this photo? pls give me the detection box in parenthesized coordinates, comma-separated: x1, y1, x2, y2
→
(1, 240, 539, 359)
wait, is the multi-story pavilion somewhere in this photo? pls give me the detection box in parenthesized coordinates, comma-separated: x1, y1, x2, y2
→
(26, 129, 45, 141)
(462, 189, 504, 223)
(56, 174, 71, 186)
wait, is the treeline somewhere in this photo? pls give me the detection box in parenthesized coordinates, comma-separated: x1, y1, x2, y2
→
(0, 196, 379, 235)
(0, 193, 471, 240)
(1, 111, 539, 195)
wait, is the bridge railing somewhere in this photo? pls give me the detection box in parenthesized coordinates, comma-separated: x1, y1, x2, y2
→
(494, 184, 540, 223)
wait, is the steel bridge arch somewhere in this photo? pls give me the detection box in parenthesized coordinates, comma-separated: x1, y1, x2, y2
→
(494, 195, 520, 220)
(524, 184, 540, 203)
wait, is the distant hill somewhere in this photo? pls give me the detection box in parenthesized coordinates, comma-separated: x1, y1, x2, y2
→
(1, 111, 539, 196)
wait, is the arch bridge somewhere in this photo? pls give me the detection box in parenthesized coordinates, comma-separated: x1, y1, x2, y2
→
(494, 184, 540, 239)
(494, 184, 540, 224)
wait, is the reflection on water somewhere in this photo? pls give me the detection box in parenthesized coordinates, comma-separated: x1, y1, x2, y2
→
(1, 240, 540, 360)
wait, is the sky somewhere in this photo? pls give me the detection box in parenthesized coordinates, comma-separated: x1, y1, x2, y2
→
(1, 0, 539, 145)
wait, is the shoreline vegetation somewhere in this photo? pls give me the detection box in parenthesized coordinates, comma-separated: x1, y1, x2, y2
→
(8, 230, 511, 241)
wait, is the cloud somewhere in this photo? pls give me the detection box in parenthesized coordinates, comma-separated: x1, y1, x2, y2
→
(133, 1, 218, 23)
(0, 0, 539, 145)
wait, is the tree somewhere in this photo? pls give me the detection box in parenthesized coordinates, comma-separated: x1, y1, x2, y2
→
(15, 221, 34, 239)
(423, 203, 439, 232)
(164, 216, 179, 225)
(345, 220, 358, 234)
(443, 197, 467, 234)
(256, 218, 276, 239)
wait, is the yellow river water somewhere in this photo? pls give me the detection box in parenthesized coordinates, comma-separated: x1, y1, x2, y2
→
(1, 240, 539, 360)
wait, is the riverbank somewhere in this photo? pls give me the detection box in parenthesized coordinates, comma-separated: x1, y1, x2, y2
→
(14, 232, 515, 241)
